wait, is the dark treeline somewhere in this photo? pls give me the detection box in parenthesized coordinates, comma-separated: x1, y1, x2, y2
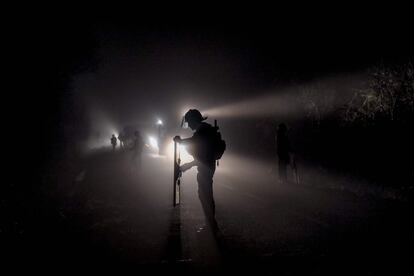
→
(233, 61, 414, 191)
(299, 61, 414, 188)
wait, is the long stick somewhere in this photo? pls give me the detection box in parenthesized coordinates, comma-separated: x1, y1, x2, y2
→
(173, 140, 181, 206)
(293, 159, 300, 185)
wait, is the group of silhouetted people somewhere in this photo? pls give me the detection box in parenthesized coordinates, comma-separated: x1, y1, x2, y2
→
(110, 134, 117, 151)
(107, 109, 293, 240)
(110, 133, 126, 151)
(110, 131, 144, 171)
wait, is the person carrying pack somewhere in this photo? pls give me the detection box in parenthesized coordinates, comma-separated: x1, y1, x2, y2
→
(174, 109, 226, 235)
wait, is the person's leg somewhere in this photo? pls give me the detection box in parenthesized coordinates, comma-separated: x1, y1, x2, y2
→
(198, 186, 217, 229)
(279, 159, 287, 183)
(197, 164, 218, 233)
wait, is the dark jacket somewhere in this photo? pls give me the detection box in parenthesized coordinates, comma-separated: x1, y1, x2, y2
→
(187, 122, 216, 165)
(276, 131, 291, 162)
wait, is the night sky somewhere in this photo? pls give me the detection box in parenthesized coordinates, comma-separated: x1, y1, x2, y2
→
(24, 11, 413, 168)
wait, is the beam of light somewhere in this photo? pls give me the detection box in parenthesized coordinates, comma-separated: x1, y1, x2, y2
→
(179, 145, 194, 164)
(148, 136, 159, 150)
(201, 73, 366, 119)
(157, 119, 163, 125)
(202, 92, 297, 119)
(81, 104, 122, 152)
(166, 141, 194, 164)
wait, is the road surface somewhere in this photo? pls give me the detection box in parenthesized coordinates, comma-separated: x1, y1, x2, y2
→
(6, 148, 414, 274)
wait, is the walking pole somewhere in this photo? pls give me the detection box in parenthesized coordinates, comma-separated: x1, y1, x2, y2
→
(214, 119, 220, 167)
(173, 139, 181, 206)
(292, 155, 300, 185)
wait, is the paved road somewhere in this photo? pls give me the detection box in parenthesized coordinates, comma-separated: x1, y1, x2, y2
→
(17, 148, 413, 274)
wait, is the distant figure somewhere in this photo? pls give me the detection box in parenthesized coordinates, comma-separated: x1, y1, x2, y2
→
(174, 109, 226, 235)
(118, 133, 124, 149)
(276, 123, 292, 183)
(131, 130, 144, 170)
(110, 134, 117, 151)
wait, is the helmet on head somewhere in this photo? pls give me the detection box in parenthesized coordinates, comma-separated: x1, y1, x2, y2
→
(183, 109, 207, 124)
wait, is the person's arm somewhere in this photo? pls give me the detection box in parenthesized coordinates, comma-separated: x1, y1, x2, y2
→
(173, 136, 194, 146)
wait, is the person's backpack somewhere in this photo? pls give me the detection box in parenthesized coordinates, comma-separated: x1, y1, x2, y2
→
(212, 120, 226, 161)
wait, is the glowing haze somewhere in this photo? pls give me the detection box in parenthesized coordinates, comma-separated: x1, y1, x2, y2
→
(202, 73, 366, 119)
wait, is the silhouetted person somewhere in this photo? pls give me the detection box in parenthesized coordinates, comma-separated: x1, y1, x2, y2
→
(174, 109, 222, 235)
(110, 134, 117, 151)
(118, 133, 124, 149)
(131, 130, 143, 170)
(276, 123, 292, 183)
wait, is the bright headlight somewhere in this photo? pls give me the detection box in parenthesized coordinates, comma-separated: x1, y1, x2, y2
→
(149, 136, 158, 149)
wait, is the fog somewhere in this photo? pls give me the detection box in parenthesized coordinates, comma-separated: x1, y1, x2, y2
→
(202, 73, 367, 119)
(68, 25, 370, 155)
(9, 16, 414, 274)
